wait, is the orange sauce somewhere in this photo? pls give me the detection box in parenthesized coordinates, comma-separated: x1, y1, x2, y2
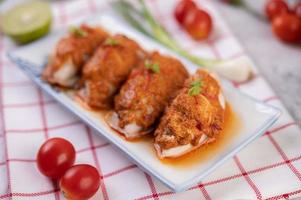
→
(159, 104, 241, 168)
(75, 95, 241, 167)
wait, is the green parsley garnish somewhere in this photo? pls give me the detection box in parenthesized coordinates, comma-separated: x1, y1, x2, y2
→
(144, 59, 160, 73)
(188, 79, 203, 96)
(104, 38, 119, 46)
(69, 26, 87, 37)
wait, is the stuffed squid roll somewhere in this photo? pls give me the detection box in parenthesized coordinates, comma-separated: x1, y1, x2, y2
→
(43, 24, 109, 87)
(154, 69, 226, 158)
(77, 34, 145, 109)
(107, 52, 189, 139)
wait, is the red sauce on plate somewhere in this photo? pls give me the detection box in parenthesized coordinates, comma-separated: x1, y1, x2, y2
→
(160, 104, 242, 168)
(75, 95, 241, 167)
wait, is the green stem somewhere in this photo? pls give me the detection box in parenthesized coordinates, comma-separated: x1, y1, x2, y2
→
(139, 0, 218, 67)
(112, 0, 153, 37)
(139, 0, 177, 48)
(113, 0, 220, 67)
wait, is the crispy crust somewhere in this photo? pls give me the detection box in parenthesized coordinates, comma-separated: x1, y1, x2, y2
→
(78, 34, 146, 109)
(113, 51, 189, 135)
(42, 24, 109, 87)
(154, 69, 225, 151)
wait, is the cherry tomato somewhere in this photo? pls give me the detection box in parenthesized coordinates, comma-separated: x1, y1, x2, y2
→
(37, 138, 75, 179)
(294, 2, 301, 18)
(265, 0, 289, 21)
(184, 9, 212, 40)
(174, 0, 197, 25)
(272, 13, 301, 43)
(60, 164, 100, 200)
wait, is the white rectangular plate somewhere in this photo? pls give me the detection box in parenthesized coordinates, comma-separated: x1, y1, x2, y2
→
(8, 13, 281, 192)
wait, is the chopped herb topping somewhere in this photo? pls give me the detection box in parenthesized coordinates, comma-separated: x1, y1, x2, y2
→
(144, 59, 160, 73)
(104, 38, 119, 46)
(188, 79, 203, 96)
(69, 26, 87, 37)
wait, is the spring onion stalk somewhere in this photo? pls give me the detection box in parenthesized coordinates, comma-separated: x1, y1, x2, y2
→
(112, 0, 253, 82)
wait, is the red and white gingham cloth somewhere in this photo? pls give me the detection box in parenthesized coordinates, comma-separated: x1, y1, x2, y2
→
(0, 0, 301, 199)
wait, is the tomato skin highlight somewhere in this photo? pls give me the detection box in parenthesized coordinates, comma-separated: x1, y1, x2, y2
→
(265, 0, 289, 21)
(60, 164, 100, 200)
(184, 9, 212, 40)
(37, 138, 76, 179)
(174, 0, 197, 25)
(272, 13, 301, 43)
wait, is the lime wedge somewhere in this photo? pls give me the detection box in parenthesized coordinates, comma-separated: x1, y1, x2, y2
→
(1, 1, 52, 44)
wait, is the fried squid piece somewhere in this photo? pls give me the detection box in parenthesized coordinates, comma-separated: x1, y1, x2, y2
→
(107, 52, 189, 140)
(154, 69, 226, 158)
(42, 24, 109, 87)
(77, 34, 145, 109)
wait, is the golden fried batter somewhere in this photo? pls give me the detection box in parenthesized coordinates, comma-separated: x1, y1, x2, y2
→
(154, 69, 225, 150)
(114, 51, 189, 133)
(43, 24, 109, 87)
(78, 34, 145, 109)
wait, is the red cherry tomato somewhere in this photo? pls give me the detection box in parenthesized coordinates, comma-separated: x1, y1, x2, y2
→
(37, 138, 75, 179)
(174, 0, 197, 25)
(60, 164, 100, 200)
(294, 2, 301, 18)
(184, 9, 212, 40)
(272, 13, 301, 43)
(265, 0, 289, 21)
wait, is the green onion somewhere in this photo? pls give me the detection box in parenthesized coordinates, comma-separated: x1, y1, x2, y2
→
(188, 79, 203, 96)
(144, 59, 160, 73)
(112, 0, 253, 83)
(104, 38, 119, 46)
(69, 26, 87, 37)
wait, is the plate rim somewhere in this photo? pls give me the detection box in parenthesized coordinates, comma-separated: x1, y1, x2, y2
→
(7, 50, 281, 192)
(7, 15, 282, 191)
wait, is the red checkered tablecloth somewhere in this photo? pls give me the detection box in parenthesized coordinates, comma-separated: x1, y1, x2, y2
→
(0, 0, 300, 199)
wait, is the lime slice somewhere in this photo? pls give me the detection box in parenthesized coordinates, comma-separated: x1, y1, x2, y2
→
(1, 1, 52, 44)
